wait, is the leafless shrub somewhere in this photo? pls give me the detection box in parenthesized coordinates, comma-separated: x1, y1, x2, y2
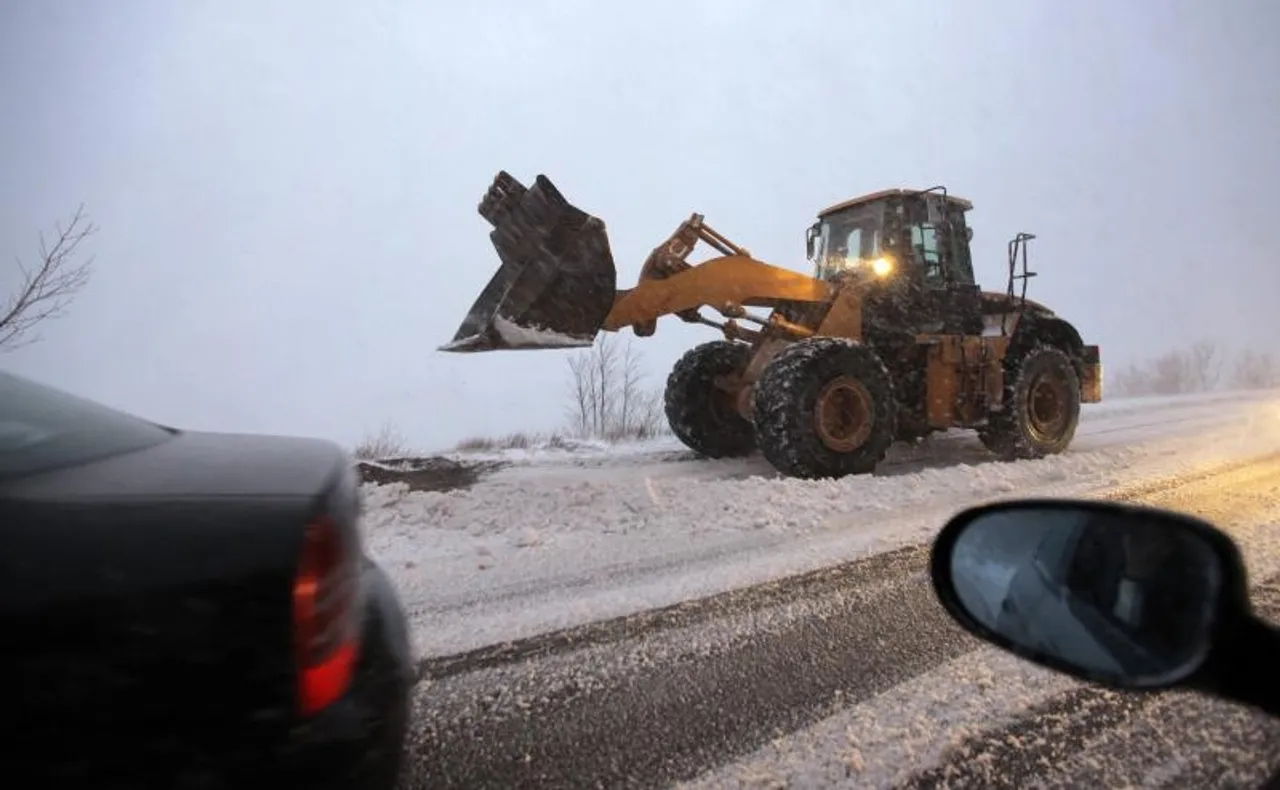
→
(454, 436, 497, 452)
(546, 433, 571, 450)
(353, 423, 409, 460)
(2, 205, 97, 351)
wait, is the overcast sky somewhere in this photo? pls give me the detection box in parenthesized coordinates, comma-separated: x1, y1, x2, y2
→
(3, 0, 1277, 451)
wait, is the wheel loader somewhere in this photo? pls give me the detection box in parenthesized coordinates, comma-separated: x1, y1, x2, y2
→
(441, 171, 1103, 479)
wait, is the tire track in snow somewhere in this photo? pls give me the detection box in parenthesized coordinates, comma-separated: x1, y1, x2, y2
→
(416, 541, 927, 682)
(404, 560, 973, 790)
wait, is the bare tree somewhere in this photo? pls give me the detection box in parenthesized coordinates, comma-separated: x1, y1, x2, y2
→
(1149, 349, 1192, 395)
(1, 205, 97, 351)
(1186, 340, 1223, 393)
(1230, 349, 1280, 391)
(615, 339, 645, 439)
(592, 331, 619, 435)
(565, 333, 667, 440)
(1110, 352, 1188, 398)
(566, 339, 609, 437)
(1109, 362, 1154, 399)
(566, 350, 596, 437)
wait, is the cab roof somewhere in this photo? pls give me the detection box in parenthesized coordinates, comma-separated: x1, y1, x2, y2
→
(817, 188, 974, 219)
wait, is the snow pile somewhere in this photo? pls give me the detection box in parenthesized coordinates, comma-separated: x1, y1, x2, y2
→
(362, 444, 1144, 549)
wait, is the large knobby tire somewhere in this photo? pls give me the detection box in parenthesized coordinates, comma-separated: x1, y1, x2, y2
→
(752, 337, 898, 479)
(664, 341, 757, 458)
(980, 345, 1081, 460)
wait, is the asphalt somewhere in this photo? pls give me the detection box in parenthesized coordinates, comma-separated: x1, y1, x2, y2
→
(396, 454, 1280, 790)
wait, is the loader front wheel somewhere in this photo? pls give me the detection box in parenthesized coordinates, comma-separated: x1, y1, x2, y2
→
(753, 337, 897, 479)
(980, 345, 1081, 460)
(665, 341, 757, 458)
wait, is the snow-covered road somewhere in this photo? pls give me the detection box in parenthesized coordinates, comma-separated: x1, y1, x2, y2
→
(369, 390, 1280, 788)
(363, 389, 1280, 658)
(393, 442, 1280, 789)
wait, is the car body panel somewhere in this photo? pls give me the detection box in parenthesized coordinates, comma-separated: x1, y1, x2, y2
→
(0, 396, 413, 789)
(2, 428, 348, 499)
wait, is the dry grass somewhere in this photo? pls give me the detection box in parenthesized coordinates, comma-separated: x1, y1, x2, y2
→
(352, 423, 410, 460)
(452, 423, 668, 454)
(356, 418, 670, 462)
(453, 432, 573, 453)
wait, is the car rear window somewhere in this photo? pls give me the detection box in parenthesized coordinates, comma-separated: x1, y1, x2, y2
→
(0, 372, 175, 480)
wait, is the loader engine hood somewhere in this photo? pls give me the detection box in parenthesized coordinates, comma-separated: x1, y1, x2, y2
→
(979, 290, 1056, 318)
(440, 172, 618, 353)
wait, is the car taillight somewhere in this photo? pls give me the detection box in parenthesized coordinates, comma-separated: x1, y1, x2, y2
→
(292, 514, 361, 716)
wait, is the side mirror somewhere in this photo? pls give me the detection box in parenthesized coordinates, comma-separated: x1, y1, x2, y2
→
(805, 225, 819, 260)
(931, 499, 1251, 692)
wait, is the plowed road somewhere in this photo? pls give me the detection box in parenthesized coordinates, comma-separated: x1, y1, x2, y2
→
(397, 454, 1280, 789)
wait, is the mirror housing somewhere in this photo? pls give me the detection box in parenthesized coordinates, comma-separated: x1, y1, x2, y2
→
(931, 499, 1252, 692)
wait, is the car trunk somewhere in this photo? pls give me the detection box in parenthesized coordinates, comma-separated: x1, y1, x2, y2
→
(0, 431, 350, 784)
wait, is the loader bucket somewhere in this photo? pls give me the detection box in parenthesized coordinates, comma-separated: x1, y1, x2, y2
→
(440, 172, 618, 353)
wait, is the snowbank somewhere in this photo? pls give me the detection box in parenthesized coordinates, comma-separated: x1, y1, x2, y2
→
(360, 389, 1280, 656)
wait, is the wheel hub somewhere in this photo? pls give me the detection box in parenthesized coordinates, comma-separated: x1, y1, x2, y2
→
(1027, 373, 1070, 441)
(814, 376, 873, 452)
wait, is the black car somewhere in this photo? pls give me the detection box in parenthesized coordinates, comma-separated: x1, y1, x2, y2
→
(0, 371, 414, 789)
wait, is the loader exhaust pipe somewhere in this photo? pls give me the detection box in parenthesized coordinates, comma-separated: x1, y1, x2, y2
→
(439, 172, 618, 353)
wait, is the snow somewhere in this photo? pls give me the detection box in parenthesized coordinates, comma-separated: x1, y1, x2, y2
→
(435, 315, 592, 352)
(492, 315, 593, 348)
(359, 388, 1280, 658)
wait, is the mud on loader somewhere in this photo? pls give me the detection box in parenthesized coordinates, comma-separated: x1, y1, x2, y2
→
(441, 171, 1103, 480)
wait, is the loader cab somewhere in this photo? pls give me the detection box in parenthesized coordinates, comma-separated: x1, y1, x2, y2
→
(807, 187, 982, 334)
(807, 197, 892, 283)
(899, 188, 977, 292)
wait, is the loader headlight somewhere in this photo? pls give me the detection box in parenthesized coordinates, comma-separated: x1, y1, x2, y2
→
(870, 256, 894, 277)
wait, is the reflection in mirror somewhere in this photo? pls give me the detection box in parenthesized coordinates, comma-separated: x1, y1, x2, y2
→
(949, 507, 1223, 686)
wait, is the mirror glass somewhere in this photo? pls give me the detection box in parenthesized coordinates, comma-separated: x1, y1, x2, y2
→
(948, 506, 1223, 686)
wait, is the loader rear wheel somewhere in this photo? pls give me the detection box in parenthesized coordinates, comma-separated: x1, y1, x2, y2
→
(980, 345, 1081, 460)
(753, 337, 897, 479)
(664, 341, 757, 458)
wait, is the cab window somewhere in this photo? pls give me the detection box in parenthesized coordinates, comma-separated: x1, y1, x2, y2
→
(911, 224, 944, 286)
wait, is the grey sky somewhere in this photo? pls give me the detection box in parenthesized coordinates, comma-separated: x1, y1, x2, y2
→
(3, 0, 1277, 450)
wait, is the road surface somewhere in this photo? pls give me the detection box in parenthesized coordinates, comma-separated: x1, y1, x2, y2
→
(394, 452, 1280, 789)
